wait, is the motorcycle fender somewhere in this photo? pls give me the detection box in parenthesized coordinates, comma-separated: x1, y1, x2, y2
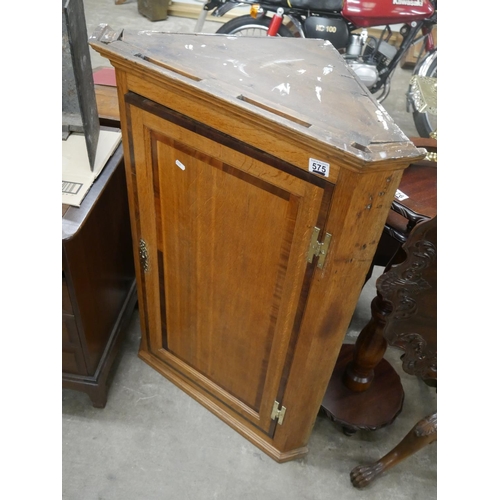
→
(414, 49, 437, 78)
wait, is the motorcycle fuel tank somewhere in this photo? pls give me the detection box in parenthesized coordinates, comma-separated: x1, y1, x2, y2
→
(342, 0, 435, 27)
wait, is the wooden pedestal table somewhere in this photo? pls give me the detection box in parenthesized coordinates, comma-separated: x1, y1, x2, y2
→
(89, 27, 425, 461)
(350, 217, 437, 487)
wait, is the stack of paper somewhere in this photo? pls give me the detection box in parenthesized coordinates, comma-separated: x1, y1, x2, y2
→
(62, 129, 122, 207)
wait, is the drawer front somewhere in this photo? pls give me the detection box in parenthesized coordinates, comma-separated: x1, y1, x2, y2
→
(62, 349, 87, 376)
(62, 273, 73, 314)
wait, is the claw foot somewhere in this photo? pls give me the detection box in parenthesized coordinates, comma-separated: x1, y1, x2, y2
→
(350, 462, 384, 488)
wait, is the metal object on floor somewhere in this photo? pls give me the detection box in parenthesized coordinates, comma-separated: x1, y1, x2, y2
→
(194, 0, 209, 32)
(62, 0, 99, 169)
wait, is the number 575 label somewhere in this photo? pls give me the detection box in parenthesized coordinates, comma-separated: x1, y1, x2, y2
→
(308, 158, 330, 177)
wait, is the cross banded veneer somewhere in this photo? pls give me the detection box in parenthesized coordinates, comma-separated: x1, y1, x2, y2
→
(89, 28, 424, 461)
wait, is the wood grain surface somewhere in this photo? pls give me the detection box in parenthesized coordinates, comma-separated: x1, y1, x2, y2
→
(90, 29, 424, 460)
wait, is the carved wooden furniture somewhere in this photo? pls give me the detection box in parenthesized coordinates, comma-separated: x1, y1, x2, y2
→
(89, 28, 424, 461)
(349, 216, 437, 487)
(368, 137, 436, 277)
(62, 142, 137, 407)
(321, 139, 436, 435)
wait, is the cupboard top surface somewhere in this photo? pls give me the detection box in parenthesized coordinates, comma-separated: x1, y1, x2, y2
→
(90, 27, 424, 166)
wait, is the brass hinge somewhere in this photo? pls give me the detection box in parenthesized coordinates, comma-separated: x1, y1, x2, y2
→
(271, 401, 287, 425)
(139, 238, 149, 272)
(307, 227, 332, 269)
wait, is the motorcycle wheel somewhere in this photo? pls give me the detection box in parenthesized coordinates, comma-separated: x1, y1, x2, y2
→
(215, 15, 294, 37)
(412, 55, 437, 138)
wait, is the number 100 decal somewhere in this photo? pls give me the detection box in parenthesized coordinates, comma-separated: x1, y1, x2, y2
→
(308, 158, 330, 177)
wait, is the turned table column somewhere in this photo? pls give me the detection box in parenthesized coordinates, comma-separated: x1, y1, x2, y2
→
(321, 292, 404, 435)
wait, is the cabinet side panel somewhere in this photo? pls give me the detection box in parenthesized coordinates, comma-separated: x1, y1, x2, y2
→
(62, 161, 135, 373)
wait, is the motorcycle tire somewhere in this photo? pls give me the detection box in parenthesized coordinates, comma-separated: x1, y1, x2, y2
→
(215, 15, 294, 37)
(412, 54, 437, 138)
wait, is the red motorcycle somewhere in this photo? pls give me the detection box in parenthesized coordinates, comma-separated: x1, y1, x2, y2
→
(201, 0, 437, 137)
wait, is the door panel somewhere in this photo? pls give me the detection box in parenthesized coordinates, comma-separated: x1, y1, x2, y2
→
(127, 97, 330, 435)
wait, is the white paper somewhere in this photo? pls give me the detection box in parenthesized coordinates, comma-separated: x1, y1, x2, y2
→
(394, 189, 409, 201)
(62, 129, 122, 207)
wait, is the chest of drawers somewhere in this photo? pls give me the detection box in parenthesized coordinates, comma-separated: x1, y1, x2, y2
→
(62, 143, 137, 407)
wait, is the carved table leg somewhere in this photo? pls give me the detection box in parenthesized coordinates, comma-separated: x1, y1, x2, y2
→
(350, 413, 437, 488)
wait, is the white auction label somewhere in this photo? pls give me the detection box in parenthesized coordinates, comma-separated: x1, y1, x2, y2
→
(394, 189, 409, 201)
(308, 158, 330, 177)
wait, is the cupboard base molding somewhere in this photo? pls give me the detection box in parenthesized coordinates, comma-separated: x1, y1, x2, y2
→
(138, 349, 309, 463)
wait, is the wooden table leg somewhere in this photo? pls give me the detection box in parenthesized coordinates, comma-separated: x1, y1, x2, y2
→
(321, 293, 404, 434)
(343, 293, 392, 392)
(350, 413, 437, 488)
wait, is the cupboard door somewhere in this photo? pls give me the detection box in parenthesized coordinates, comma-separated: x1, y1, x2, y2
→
(126, 94, 332, 436)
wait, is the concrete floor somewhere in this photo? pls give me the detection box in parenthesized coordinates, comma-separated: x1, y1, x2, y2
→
(62, 2, 437, 498)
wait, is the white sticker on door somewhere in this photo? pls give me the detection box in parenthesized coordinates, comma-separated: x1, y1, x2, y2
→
(175, 159, 186, 171)
(308, 158, 329, 177)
